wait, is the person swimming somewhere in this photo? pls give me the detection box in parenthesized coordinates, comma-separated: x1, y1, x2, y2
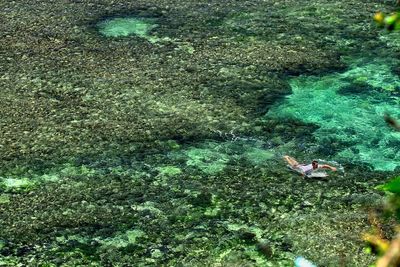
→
(283, 155, 337, 177)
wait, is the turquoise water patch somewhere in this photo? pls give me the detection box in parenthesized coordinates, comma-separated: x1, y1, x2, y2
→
(97, 17, 159, 42)
(267, 60, 400, 171)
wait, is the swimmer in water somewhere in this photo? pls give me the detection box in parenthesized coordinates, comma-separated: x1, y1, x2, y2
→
(283, 155, 337, 177)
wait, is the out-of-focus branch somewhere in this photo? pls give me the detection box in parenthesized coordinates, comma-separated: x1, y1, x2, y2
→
(384, 114, 400, 131)
(377, 234, 400, 267)
(363, 233, 390, 254)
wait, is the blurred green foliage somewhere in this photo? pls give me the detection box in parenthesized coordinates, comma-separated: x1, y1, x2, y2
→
(374, 11, 400, 31)
(377, 177, 400, 194)
(377, 177, 400, 221)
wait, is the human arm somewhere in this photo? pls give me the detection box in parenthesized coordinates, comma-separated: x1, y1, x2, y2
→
(319, 164, 337, 171)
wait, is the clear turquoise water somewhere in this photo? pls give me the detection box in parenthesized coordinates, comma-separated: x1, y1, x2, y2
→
(268, 58, 400, 171)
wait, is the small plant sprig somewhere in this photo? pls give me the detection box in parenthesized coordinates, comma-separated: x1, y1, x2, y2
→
(364, 177, 400, 266)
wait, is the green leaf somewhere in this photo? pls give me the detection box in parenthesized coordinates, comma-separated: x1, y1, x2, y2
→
(376, 176, 400, 194)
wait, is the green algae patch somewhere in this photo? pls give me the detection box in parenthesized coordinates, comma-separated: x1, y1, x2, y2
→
(204, 195, 221, 217)
(173, 140, 276, 174)
(0, 257, 19, 266)
(379, 30, 400, 50)
(59, 163, 96, 178)
(131, 201, 163, 216)
(154, 166, 182, 187)
(1, 177, 35, 192)
(100, 229, 145, 248)
(97, 17, 159, 42)
(267, 59, 400, 171)
(165, 140, 181, 150)
(244, 147, 274, 165)
(0, 194, 10, 204)
(157, 166, 182, 176)
(226, 223, 264, 240)
(0, 163, 99, 193)
(4, 163, 97, 181)
(341, 60, 400, 92)
(186, 146, 230, 174)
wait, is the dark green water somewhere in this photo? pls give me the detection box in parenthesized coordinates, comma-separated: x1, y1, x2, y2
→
(0, 0, 399, 266)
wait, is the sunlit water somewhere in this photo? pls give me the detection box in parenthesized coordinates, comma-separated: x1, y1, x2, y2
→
(268, 58, 400, 171)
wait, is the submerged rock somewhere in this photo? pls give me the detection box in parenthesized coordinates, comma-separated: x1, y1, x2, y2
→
(257, 241, 273, 258)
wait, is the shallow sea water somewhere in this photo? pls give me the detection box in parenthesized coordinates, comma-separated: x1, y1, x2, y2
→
(0, 0, 399, 266)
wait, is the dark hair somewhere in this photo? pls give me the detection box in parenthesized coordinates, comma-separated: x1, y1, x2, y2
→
(312, 160, 318, 164)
